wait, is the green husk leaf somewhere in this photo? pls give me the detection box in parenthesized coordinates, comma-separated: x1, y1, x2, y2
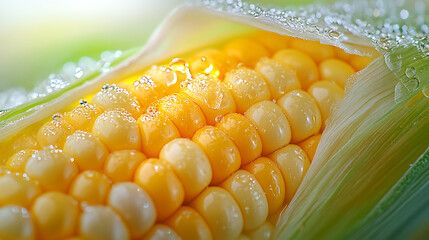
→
(275, 53, 429, 239)
(345, 148, 429, 240)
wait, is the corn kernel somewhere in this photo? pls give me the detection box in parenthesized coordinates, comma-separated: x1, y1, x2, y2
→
(138, 110, 180, 158)
(69, 170, 111, 205)
(308, 80, 344, 130)
(277, 90, 322, 143)
(192, 126, 241, 185)
(90, 84, 142, 119)
(243, 157, 286, 215)
(245, 221, 274, 240)
(92, 109, 141, 151)
(159, 138, 212, 202)
(181, 74, 236, 125)
(319, 59, 355, 88)
(63, 131, 108, 171)
(216, 113, 262, 166)
(189, 49, 237, 79)
(191, 186, 243, 240)
(79, 206, 130, 240)
(6, 149, 36, 173)
(134, 158, 184, 221)
(253, 31, 290, 54)
(245, 100, 291, 155)
(12, 134, 38, 153)
(269, 144, 310, 203)
(127, 75, 167, 110)
(348, 55, 373, 71)
(224, 39, 269, 68)
(290, 38, 335, 63)
(63, 104, 104, 132)
(25, 147, 78, 192)
(104, 150, 146, 182)
(36, 117, 76, 149)
(334, 47, 352, 61)
(107, 182, 156, 239)
(255, 58, 301, 100)
(220, 170, 269, 231)
(0, 205, 35, 240)
(298, 134, 321, 162)
(165, 206, 213, 240)
(145, 59, 190, 95)
(273, 49, 319, 89)
(224, 67, 271, 113)
(0, 174, 41, 207)
(156, 93, 206, 138)
(237, 234, 251, 240)
(31, 192, 78, 240)
(143, 224, 181, 240)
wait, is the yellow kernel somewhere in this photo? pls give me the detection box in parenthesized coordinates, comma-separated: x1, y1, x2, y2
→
(181, 74, 236, 125)
(319, 59, 355, 88)
(243, 157, 286, 215)
(273, 49, 319, 89)
(308, 80, 344, 130)
(255, 58, 301, 100)
(145, 59, 191, 95)
(165, 206, 213, 240)
(138, 110, 180, 158)
(220, 170, 269, 231)
(159, 138, 212, 202)
(104, 150, 146, 182)
(69, 170, 111, 205)
(215, 113, 262, 166)
(189, 49, 238, 79)
(143, 224, 181, 240)
(348, 55, 374, 71)
(334, 47, 352, 61)
(63, 131, 108, 171)
(63, 104, 104, 132)
(298, 134, 321, 162)
(245, 100, 291, 155)
(192, 126, 241, 185)
(25, 147, 78, 192)
(90, 84, 142, 119)
(224, 39, 269, 68)
(127, 75, 168, 110)
(0, 174, 41, 207)
(36, 118, 76, 149)
(269, 144, 310, 203)
(108, 182, 156, 239)
(156, 93, 206, 138)
(277, 90, 322, 143)
(237, 234, 251, 240)
(290, 38, 335, 63)
(224, 68, 271, 113)
(0, 205, 35, 240)
(6, 149, 36, 173)
(79, 206, 130, 240)
(92, 109, 141, 151)
(245, 221, 274, 240)
(191, 187, 243, 240)
(253, 31, 290, 54)
(12, 134, 38, 153)
(31, 192, 79, 240)
(134, 158, 184, 221)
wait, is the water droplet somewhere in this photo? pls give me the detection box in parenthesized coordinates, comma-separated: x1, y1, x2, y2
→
(405, 67, 416, 79)
(399, 9, 409, 20)
(328, 30, 340, 39)
(52, 113, 63, 121)
(79, 99, 88, 106)
(422, 86, 429, 98)
(410, 77, 420, 90)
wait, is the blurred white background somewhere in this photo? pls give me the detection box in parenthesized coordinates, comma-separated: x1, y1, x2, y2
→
(0, 0, 184, 90)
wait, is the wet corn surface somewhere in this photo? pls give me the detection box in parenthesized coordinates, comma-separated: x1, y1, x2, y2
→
(0, 31, 372, 240)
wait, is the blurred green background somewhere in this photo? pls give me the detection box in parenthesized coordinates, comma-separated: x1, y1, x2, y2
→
(0, 0, 315, 91)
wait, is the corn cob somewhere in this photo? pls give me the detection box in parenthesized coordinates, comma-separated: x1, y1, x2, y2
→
(0, 32, 372, 240)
